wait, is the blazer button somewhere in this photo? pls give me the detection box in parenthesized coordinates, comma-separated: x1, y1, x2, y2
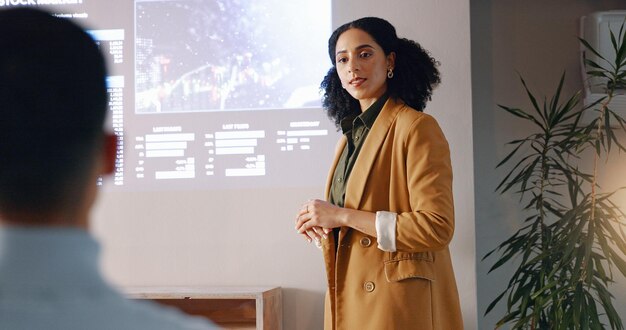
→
(359, 237, 372, 247)
(364, 281, 375, 292)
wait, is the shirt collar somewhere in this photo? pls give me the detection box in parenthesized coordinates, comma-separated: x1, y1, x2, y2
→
(339, 92, 390, 134)
(358, 92, 389, 130)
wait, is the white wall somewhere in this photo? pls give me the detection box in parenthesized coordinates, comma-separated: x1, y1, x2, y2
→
(92, 1, 475, 329)
(471, 0, 626, 328)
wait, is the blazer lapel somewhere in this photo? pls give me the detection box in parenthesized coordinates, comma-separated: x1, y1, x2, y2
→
(344, 98, 403, 210)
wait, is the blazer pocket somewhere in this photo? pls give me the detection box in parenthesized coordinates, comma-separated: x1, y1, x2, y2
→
(384, 256, 435, 282)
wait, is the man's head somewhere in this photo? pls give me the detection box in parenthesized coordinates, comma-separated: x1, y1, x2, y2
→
(0, 8, 116, 225)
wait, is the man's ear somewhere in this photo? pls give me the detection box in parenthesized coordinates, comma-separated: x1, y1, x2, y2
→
(101, 133, 118, 175)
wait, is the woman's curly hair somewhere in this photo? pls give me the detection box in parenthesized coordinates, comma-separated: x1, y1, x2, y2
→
(321, 17, 441, 128)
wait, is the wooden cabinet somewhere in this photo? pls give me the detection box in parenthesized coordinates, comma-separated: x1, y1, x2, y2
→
(124, 286, 282, 330)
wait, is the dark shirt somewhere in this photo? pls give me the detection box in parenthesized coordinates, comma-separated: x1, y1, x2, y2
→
(328, 93, 389, 208)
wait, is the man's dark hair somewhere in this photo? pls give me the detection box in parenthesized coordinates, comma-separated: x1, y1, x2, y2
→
(0, 8, 108, 215)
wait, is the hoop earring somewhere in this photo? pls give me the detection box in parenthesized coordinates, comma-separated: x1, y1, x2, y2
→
(387, 68, 394, 79)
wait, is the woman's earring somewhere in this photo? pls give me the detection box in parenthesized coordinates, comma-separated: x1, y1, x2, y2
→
(387, 68, 394, 79)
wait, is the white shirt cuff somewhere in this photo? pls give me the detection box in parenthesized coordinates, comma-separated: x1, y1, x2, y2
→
(375, 211, 397, 252)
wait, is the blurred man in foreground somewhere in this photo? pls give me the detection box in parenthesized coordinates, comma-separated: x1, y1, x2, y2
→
(0, 8, 217, 329)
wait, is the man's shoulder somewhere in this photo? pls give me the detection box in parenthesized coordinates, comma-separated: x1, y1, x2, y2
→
(0, 287, 218, 330)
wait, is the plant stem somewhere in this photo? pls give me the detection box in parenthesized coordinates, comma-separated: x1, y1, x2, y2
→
(591, 91, 612, 222)
(584, 92, 611, 289)
(534, 131, 551, 328)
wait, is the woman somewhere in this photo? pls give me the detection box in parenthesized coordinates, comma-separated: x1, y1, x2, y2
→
(295, 17, 463, 329)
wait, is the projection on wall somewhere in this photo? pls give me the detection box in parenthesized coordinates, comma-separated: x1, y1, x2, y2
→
(4, 0, 334, 191)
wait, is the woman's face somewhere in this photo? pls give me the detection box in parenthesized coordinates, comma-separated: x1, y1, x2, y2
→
(334, 28, 395, 111)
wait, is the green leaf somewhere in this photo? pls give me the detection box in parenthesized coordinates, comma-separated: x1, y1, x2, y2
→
(611, 28, 619, 56)
(485, 289, 508, 316)
(605, 106, 613, 152)
(584, 58, 607, 70)
(610, 249, 626, 277)
(496, 141, 527, 168)
(587, 70, 610, 79)
(519, 75, 547, 126)
(580, 37, 608, 62)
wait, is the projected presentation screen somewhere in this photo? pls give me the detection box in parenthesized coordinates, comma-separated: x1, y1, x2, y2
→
(4, 0, 336, 191)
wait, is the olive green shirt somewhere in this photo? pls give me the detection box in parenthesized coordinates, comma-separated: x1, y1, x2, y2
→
(328, 93, 389, 208)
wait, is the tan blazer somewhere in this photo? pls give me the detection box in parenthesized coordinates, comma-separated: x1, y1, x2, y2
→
(322, 97, 463, 330)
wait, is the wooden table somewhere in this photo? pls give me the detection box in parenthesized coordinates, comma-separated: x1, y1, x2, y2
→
(123, 286, 282, 330)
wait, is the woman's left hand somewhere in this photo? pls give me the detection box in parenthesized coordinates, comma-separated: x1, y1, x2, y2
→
(295, 199, 346, 236)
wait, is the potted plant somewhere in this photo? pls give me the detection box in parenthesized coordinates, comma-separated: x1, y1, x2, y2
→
(484, 24, 626, 329)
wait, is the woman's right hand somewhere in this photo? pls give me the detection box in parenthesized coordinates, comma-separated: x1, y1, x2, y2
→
(295, 201, 331, 244)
